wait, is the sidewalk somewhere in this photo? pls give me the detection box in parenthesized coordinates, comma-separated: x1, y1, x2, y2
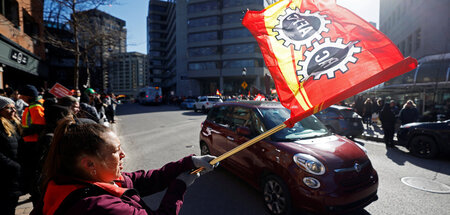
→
(360, 122, 397, 143)
(14, 122, 119, 215)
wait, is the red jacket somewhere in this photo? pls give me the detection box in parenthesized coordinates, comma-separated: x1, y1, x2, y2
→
(41, 155, 195, 215)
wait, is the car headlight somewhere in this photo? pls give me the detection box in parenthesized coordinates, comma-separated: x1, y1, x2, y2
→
(293, 153, 325, 175)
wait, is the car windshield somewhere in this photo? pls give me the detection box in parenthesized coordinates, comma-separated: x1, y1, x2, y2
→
(259, 108, 329, 141)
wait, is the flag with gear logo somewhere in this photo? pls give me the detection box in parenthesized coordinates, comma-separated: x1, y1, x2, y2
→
(242, 0, 417, 127)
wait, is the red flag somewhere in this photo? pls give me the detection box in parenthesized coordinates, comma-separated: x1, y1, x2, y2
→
(216, 89, 222, 96)
(242, 0, 417, 127)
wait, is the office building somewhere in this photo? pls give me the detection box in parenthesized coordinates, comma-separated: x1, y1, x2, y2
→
(77, 9, 127, 91)
(374, 0, 450, 114)
(147, 0, 270, 97)
(109, 52, 148, 97)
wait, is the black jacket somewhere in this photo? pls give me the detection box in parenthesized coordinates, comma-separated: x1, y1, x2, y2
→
(0, 121, 22, 196)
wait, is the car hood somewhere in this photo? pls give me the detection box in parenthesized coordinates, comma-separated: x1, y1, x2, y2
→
(280, 135, 368, 169)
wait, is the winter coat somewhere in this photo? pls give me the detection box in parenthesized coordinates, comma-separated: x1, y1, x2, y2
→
(39, 155, 195, 215)
(0, 121, 22, 197)
(379, 105, 396, 129)
(399, 107, 419, 125)
(79, 103, 100, 123)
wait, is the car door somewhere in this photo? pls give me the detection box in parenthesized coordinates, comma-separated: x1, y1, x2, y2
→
(207, 106, 235, 157)
(226, 106, 263, 181)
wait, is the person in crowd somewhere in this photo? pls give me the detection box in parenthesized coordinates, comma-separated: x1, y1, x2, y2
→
(399, 100, 419, 125)
(0, 96, 23, 215)
(389, 100, 400, 116)
(19, 84, 46, 205)
(58, 96, 80, 116)
(79, 92, 101, 123)
(12, 90, 27, 118)
(32, 118, 216, 214)
(105, 93, 118, 123)
(379, 103, 396, 148)
(363, 98, 373, 127)
(73, 89, 82, 102)
(355, 95, 364, 117)
(34, 104, 72, 202)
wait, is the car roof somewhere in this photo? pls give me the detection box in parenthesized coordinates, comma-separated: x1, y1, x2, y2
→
(218, 100, 283, 109)
(328, 105, 353, 110)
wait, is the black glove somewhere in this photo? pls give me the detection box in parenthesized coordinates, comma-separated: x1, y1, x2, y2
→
(192, 155, 217, 174)
(176, 171, 200, 187)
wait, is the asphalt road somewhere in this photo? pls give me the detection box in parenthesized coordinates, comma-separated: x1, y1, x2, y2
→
(115, 103, 450, 215)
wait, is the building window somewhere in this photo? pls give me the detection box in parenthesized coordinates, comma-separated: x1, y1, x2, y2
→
(223, 12, 245, 24)
(406, 34, 412, 55)
(23, 9, 39, 37)
(415, 28, 421, 51)
(188, 62, 217, 70)
(188, 46, 218, 57)
(0, 0, 19, 27)
(223, 43, 258, 54)
(223, 0, 260, 8)
(188, 1, 219, 14)
(188, 16, 219, 28)
(188, 31, 218, 42)
(223, 59, 259, 68)
(149, 5, 166, 12)
(223, 28, 252, 39)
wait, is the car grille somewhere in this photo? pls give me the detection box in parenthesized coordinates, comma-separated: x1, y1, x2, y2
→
(334, 160, 374, 189)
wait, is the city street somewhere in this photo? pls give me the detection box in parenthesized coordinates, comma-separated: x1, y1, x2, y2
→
(115, 103, 450, 215)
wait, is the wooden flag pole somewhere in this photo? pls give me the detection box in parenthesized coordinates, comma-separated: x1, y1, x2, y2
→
(191, 122, 287, 174)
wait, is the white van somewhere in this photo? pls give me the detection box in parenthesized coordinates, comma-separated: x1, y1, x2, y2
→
(138, 87, 162, 105)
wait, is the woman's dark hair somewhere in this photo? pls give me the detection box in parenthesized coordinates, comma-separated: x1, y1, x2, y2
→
(42, 118, 110, 189)
(58, 96, 78, 107)
(80, 92, 90, 103)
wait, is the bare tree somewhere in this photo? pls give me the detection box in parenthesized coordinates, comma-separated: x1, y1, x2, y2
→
(43, 0, 119, 90)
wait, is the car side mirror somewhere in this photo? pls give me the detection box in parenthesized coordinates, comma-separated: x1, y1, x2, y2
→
(236, 126, 251, 137)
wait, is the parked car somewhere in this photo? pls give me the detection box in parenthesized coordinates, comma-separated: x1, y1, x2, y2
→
(194, 96, 223, 113)
(397, 120, 450, 159)
(180, 98, 196, 109)
(200, 101, 378, 215)
(314, 105, 364, 138)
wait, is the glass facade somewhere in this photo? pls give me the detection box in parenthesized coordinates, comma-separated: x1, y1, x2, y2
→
(188, 46, 218, 57)
(188, 16, 219, 28)
(188, 31, 218, 42)
(223, 43, 258, 54)
(223, 28, 252, 39)
(223, 59, 260, 68)
(188, 1, 219, 13)
(189, 62, 218, 70)
(223, 12, 245, 24)
(223, 0, 260, 8)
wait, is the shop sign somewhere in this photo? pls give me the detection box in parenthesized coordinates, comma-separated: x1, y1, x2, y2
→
(10, 49, 28, 65)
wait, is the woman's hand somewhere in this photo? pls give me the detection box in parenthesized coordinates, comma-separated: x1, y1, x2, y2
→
(192, 155, 217, 174)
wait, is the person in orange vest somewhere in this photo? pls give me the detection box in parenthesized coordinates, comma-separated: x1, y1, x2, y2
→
(19, 84, 45, 206)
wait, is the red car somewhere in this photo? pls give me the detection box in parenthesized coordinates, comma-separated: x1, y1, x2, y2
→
(199, 101, 378, 215)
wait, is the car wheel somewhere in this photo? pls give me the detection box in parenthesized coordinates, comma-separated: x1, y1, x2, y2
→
(194, 106, 198, 112)
(409, 136, 439, 159)
(262, 175, 292, 215)
(200, 142, 210, 155)
(202, 106, 206, 113)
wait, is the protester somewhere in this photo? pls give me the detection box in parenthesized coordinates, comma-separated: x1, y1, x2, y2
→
(58, 96, 80, 116)
(0, 96, 23, 215)
(12, 90, 27, 118)
(105, 93, 118, 123)
(363, 98, 373, 126)
(33, 118, 216, 214)
(379, 103, 396, 148)
(389, 100, 400, 116)
(399, 100, 419, 125)
(19, 84, 46, 205)
(79, 92, 101, 123)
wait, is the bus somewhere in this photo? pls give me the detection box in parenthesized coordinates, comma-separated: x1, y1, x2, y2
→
(137, 87, 163, 105)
